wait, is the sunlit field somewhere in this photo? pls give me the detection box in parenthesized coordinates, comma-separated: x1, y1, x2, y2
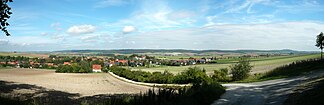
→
(129, 54, 320, 74)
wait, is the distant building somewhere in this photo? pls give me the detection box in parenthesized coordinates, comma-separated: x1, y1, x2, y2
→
(92, 64, 102, 72)
(116, 60, 128, 66)
(63, 62, 71, 65)
(46, 63, 54, 67)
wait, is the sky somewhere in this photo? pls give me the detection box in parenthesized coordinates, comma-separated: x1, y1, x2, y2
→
(1, 0, 324, 51)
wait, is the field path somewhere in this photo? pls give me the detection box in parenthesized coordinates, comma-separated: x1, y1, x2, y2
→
(0, 68, 151, 96)
(212, 69, 324, 105)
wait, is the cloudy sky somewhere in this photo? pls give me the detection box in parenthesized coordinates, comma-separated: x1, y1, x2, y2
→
(1, 0, 324, 51)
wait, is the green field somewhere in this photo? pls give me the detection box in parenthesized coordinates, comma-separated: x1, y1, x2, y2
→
(130, 54, 321, 75)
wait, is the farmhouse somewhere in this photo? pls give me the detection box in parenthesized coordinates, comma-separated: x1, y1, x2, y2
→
(63, 62, 71, 65)
(46, 63, 54, 67)
(92, 64, 102, 72)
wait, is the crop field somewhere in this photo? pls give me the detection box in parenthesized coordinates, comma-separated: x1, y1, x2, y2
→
(130, 54, 320, 75)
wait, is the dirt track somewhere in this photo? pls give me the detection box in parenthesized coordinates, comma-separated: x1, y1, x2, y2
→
(0, 68, 151, 96)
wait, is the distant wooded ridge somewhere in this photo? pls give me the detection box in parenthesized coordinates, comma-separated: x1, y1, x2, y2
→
(54, 49, 316, 54)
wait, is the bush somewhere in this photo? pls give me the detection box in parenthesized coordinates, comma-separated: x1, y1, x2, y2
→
(230, 58, 253, 81)
(212, 68, 230, 82)
(110, 66, 212, 85)
(171, 67, 211, 85)
(117, 80, 225, 105)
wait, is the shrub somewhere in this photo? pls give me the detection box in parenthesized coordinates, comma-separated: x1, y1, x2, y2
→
(212, 68, 230, 82)
(110, 66, 212, 85)
(173, 67, 211, 85)
(119, 80, 225, 105)
(230, 58, 253, 81)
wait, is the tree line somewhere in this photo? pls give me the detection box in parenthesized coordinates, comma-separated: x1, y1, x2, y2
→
(110, 57, 253, 84)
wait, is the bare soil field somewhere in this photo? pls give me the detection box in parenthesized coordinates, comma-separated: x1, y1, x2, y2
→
(0, 68, 151, 96)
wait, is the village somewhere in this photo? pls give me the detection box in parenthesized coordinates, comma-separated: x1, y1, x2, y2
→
(0, 54, 217, 72)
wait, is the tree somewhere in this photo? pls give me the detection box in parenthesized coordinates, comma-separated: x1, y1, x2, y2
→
(230, 57, 253, 81)
(79, 61, 91, 73)
(1, 0, 13, 36)
(316, 32, 324, 60)
(212, 68, 229, 82)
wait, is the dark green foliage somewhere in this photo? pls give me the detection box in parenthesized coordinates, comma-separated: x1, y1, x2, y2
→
(110, 66, 211, 84)
(55, 61, 92, 73)
(0, 0, 13, 36)
(110, 66, 175, 83)
(148, 70, 174, 84)
(230, 58, 253, 81)
(101, 81, 225, 105)
(173, 67, 211, 85)
(316, 32, 324, 59)
(0, 97, 32, 105)
(212, 68, 230, 82)
(79, 61, 91, 72)
(262, 59, 324, 79)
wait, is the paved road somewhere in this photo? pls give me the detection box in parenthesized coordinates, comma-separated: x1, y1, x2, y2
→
(212, 70, 324, 105)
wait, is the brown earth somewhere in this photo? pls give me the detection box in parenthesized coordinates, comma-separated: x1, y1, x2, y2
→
(0, 68, 151, 96)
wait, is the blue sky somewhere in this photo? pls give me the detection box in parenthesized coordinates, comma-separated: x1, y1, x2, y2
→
(1, 0, 324, 51)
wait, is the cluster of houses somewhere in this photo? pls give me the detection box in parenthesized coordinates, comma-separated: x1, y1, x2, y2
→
(168, 57, 214, 66)
(0, 60, 57, 69)
(0, 55, 218, 72)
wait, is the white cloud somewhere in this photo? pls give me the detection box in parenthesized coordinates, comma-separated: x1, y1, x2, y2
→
(276, 0, 324, 14)
(0, 39, 9, 45)
(113, 22, 324, 51)
(106, 0, 197, 32)
(50, 22, 62, 31)
(40, 32, 49, 36)
(122, 26, 136, 34)
(80, 34, 100, 42)
(2, 22, 323, 51)
(224, 0, 273, 14)
(9, 36, 56, 45)
(51, 34, 65, 40)
(67, 25, 96, 35)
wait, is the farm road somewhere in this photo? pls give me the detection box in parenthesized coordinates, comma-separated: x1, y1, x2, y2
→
(212, 70, 324, 105)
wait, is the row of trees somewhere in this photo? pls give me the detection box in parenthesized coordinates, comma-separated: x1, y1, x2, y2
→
(111, 66, 211, 84)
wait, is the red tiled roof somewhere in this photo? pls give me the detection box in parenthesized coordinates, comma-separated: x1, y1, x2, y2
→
(92, 64, 102, 70)
(63, 62, 70, 65)
(117, 60, 128, 63)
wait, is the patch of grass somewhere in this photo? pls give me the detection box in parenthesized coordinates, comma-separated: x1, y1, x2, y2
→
(261, 58, 324, 79)
(236, 58, 324, 83)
